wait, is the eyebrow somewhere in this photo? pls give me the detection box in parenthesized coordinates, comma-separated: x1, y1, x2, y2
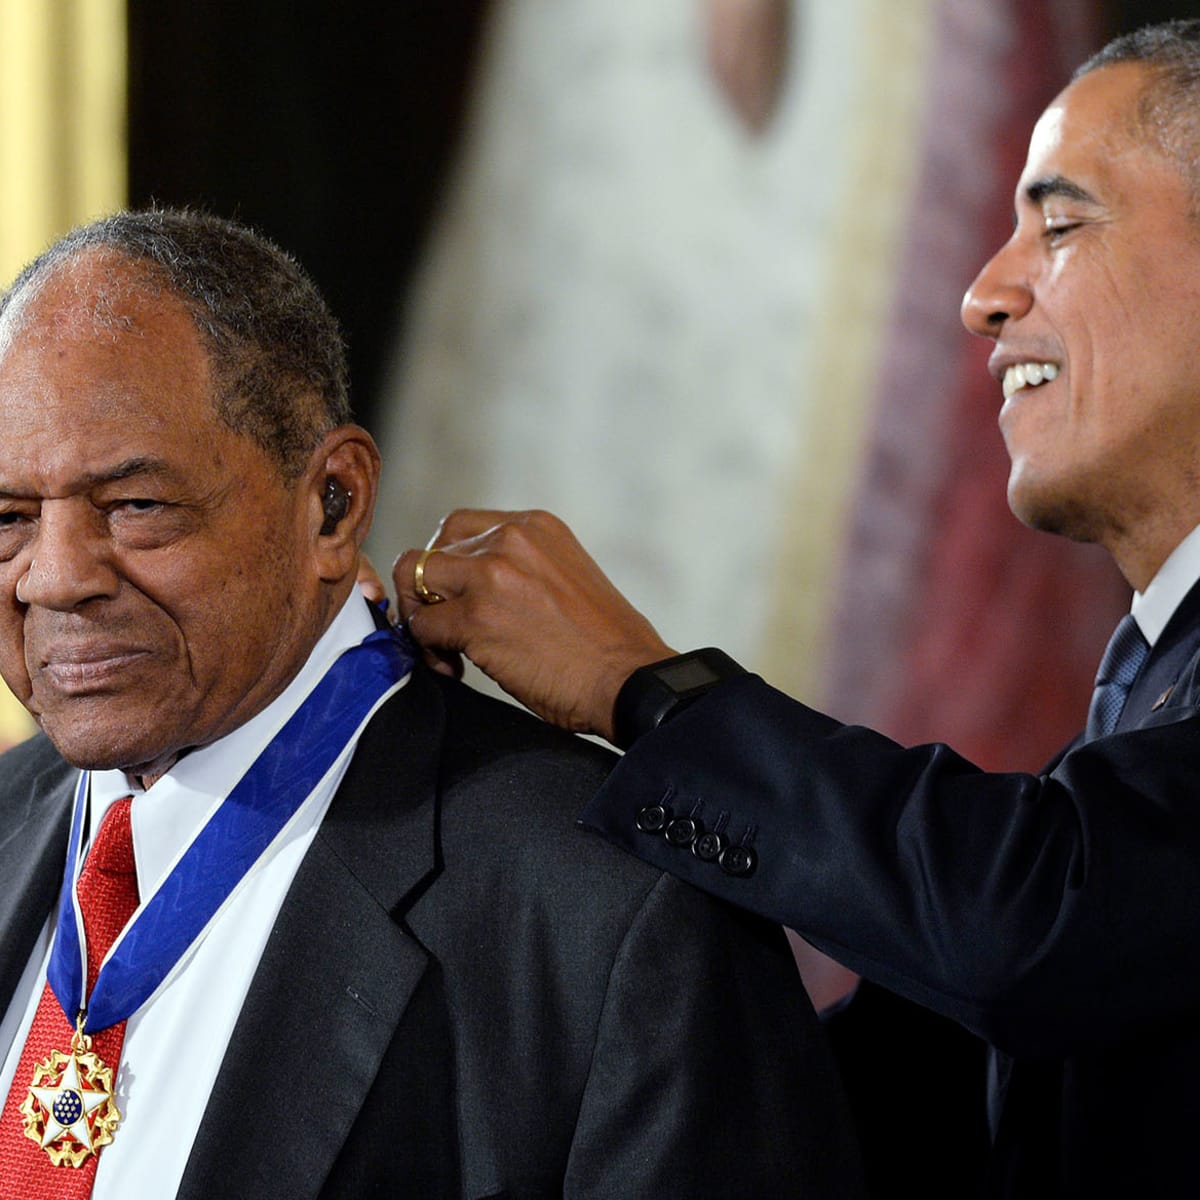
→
(1024, 174, 1099, 208)
(0, 456, 174, 499)
(100, 456, 173, 483)
(65, 457, 175, 491)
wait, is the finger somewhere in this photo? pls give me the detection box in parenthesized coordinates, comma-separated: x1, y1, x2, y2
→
(411, 547, 448, 606)
(394, 547, 453, 619)
(396, 519, 497, 610)
(422, 645, 465, 679)
(428, 508, 525, 549)
(394, 542, 489, 620)
(405, 594, 470, 660)
(356, 554, 387, 605)
(393, 550, 418, 620)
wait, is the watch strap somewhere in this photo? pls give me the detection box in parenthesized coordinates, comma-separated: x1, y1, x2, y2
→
(612, 647, 745, 749)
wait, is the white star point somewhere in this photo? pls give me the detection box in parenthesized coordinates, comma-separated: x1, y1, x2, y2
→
(29, 1053, 112, 1153)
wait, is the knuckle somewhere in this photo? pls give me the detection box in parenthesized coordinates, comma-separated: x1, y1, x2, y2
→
(434, 509, 463, 542)
(492, 521, 528, 554)
(524, 509, 561, 535)
(478, 553, 514, 588)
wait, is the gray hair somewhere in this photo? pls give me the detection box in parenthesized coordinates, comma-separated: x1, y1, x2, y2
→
(1076, 20, 1200, 203)
(0, 209, 351, 478)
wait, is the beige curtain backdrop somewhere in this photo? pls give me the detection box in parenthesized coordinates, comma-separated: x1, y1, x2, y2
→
(371, 0, 936, 688)
(0, 0, 126, 744)
(759, 0, 934, 698)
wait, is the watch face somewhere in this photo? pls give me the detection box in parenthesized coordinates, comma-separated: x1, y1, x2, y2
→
(656, 658, 720, 693)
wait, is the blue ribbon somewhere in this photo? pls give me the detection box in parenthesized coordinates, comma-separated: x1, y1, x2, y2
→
(48, 624, 416, 1033)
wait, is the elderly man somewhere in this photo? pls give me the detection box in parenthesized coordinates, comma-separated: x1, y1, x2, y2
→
(0, 211, 862, 1198)
(395, 21, 1200, 1199)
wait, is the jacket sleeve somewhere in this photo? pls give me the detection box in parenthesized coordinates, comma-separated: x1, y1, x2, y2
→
(564, 869, 866, 1198)
(579, 672, 1200, 1056)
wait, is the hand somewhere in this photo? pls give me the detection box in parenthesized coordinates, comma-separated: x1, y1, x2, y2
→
(355, 554, 389, 613)
(394, 510, 673, 741)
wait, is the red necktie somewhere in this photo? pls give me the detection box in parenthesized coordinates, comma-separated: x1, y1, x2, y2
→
(0, 796, 138, 1196)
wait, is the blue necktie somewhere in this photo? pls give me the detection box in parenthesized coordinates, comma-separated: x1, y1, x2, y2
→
(1085, 614, 1150, 741)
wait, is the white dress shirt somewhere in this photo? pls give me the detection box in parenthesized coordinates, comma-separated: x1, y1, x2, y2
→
(0, 590, 408, 1197)
(1130, 522, 1200, 647)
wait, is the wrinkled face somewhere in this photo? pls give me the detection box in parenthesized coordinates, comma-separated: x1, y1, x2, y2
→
(960, 63, 1200, 572)
(0, 257, 327, 778)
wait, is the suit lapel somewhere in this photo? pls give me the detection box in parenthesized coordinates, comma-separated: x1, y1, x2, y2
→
(178, 670, 445, 1200)
(1043, 583, 1200, 770)
(0, 750, 74, 1011)
(1119, 578, 1200, 732)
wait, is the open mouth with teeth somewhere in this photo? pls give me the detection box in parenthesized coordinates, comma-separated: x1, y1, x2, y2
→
(1002, 362, 1059, 400)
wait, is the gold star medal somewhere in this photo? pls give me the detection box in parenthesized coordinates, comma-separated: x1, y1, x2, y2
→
(19, 1016, 122, 1167)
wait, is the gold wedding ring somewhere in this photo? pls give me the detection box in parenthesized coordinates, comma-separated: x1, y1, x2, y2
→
(413, 548, 444, 604)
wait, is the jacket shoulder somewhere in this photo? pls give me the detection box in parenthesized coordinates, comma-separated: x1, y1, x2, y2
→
(430, 670, 616, 797)
(0, 733, 71, 810)
(421, 670, 667, 898)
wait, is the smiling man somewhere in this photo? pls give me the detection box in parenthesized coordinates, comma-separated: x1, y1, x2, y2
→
(0, 210, 862, 1198)
(965, 57, 1200, 592)
(392, 21, 1200, 1199)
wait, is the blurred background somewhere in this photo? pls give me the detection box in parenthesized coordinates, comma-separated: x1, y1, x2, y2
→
(3, 0, 1182, 764)
(2, 1, 1194, 1188)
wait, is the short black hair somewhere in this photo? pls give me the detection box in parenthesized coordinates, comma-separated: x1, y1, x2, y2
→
(0, 208, 351, 478)
(1076, 20, 1200, 206)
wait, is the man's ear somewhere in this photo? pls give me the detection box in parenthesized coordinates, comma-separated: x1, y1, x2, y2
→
(304, 426, 381, 583)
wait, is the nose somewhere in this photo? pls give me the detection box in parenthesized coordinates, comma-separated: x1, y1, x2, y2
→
(15, 502, 120, 610)
(961, 238, 1034, 338)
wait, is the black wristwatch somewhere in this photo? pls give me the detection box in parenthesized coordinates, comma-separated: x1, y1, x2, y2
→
(612, 648, 745, 750)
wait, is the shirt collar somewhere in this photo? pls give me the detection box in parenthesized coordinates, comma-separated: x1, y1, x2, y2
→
(1131, 523, 1200, 648)
(88, 590, 379, 897)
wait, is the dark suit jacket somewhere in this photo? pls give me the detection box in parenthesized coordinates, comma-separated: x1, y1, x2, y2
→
(0, 665, 864, 1198)
(581, 583, 1200, 1198)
